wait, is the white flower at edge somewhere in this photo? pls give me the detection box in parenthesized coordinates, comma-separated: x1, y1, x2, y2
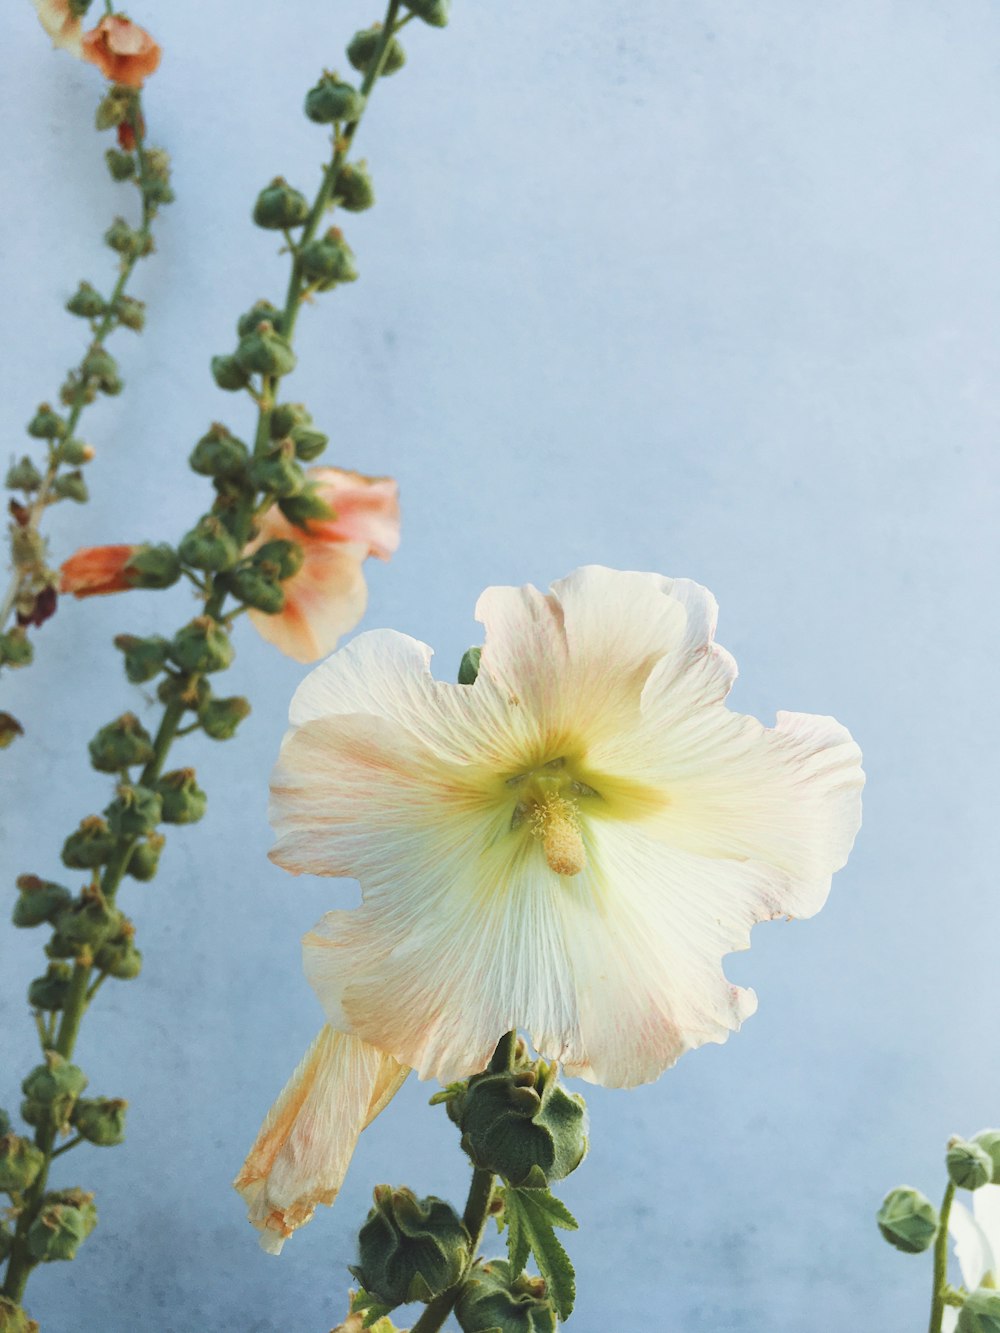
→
(236, 566, 864, 1250)
(943, 1186, 1000, 1332)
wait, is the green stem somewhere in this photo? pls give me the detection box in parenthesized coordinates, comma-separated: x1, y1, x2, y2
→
(410, 1167, 496, 1333)
(50, 1136, 84, 1160)
(929, 1179, 956, 1333)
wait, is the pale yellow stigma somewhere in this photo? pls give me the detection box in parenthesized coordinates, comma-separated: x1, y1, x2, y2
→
(532, 793, 586, 877)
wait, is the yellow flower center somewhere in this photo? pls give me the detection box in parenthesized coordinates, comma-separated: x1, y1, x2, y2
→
(506, 758, 599, 877)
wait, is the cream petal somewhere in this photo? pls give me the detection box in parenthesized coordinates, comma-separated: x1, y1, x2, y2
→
(942, 1311, 958, 1333)
(234, 1025, 407, 1252)
(950, 1197, 995, 1291)
(32, 0, 83, 54)
(249, 539, 369, 665)
(973, 1185, 1000, 1278)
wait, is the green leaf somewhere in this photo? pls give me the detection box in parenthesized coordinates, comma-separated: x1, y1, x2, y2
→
(349, 1288, 397, 1328)
(501, 1186, 578, 1321)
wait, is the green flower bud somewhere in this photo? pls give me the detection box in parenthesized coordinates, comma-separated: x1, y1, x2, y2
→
(0, 1110, 9, 1137)
(347, 28, 406, 77)
(170, 616, 234, 674)
(12, 875, 73, 929)
(238, 301, 285, 339)
(959, 1289, 1000, 1333)
(105, 784, 162, 839)
(225, 566, 285, 614)
(299, 229, 358, 288)
(59, 371, 98, 408)
(105, 148, 135, 181)
(156, 768, 207, 825)
(876, 1186, 939, 1254)
(142, 147, 172, 185)
(51, 470, 89, 503)
(88, 712, 155, 773)
(81, 345, 122, 395)
(0, 1295, 40, 1333)
(0, 1133, 45, 1194)
(253, 178, 310, 230)
(248, 438, 305, 498)
(974, 1131, 1000, 1182)
(125, 832, 165, 881)
(456, 1261, 556, 1333)
(61, 815, 116, 870)
(458, 1063, 587, 1188)
(72, 1097, 127, 1147)
(94, 926, 142, 981)
(178, 514, 241, 572)
(198, 695, 251, 741)
(104, 217, 151, 259)
(404, 0, 450, 26)
(211, 353, 251, 392)
(458, 647, 482, 684)
(126, 543, 182, 590)
(95, 84, 133, 130)
(55, 437, 95, 466)
(21, 1054, 88, 1134)
(113, 633, 171, 684)
(28, 963, 73, 1012)
(305, 74, 366, 124)
(55, 890, 121, 951)
(278, 485, 335, 528)
(235, 323, 297, 377)
(189, 425, 250, 482)
(27, 404, 67, 439)
(0, 629, 33, 668)
(156, 672, 212, 712)
(112, 295, 145, 332)
(66, 282, 106, 319)
(6, 457, 43, 492)
(253, 539, 305, 580)
(948, 1138, 993, 1191)
(270, 405, 315, 442)
(27, 1189, 97, 1263)
(352, 1186, 470, 1308)
(335, 160, 376, 212)
(289, 425, 328, 461)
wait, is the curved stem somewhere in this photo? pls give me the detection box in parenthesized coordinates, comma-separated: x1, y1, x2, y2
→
(929, 1179, 956, 1333)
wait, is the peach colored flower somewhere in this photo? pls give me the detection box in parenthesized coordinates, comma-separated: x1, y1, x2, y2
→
(60, 544, 139, 597)
(81, 15, 160, 89)
(31, 0, 83, 55)
(238, 566, 864, 1248)
(246, 468, 400, 665)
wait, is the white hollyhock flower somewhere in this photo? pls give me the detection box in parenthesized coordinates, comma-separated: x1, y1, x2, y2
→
(943, 1186, 1000, 1333)
(237, 566, 864, 1250)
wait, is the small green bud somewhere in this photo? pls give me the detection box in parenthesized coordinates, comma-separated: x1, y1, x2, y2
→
(156, 768, 207, 825)
(105, 784, 162, 839)
(51, 470, 89, 503)
(112, 294, 145, 332)
(93, 921, 142, 980)
(235, 323, 297, 377)
(0, 629, 33, 668)
(458, 647, 482, 684)
(125, 832, 165, 881)
(352, 1186, 470, 1308)
(143, 176, 175, 207)
(876, 1186, 939, 1254)
(178, 515, 241, 571)
(252, 539, 305, 580)
(142, 147, 171, 185)
(404, 0, 450, 26)
(248, 438, 305, 498)
(113, 633, 171, 684)
(225, 566, 285, 614)
(6, 457, 43, 492)
(61, 816, 116, 870)
(0, 713, 23, 748)
(21, 1054, 88, 1133)
(81, 345, 122, 395)
(211, 353, 251, 392)
(335, 161, 376, 212)
(305, 74, 366, 124)
(253, 178, 310, 230)
(72, 1097, 127, 1147)
(948, 1138, 994, 1191)
(456, 1260, 556, 1333)
(238, 301, 285, 339)
(55, 889, 121, 951)
(189, 424, 250, 482)
(95, 85, 133, 130)
(170, 616, 234, 674)
(0, 1133, 45, 1194)
(126, 543, 182, 590)
(59, 371, 98, 408)
(278, 485, 335, 529)
(28, 963, 73, 1012)
(13, 875, 73, 929)
(959, 1288, 1000, 1333)
(0, 1295, 40, 1333)
(458, 1063, 587, 1188)
(66, 282, 106, 319)
(198, 695, 251, 741)
(88, 712, 155, 773)
(27, 1189, 97, 1263)
(27, 404, 67, 439)
(347, 28, 406, 77)
(299, 229, 358, 288)
(104, 217, 151, 259)
(55, 437, 95, 466)
(289, 425, 328, 461)
(974, 1131, 1000, 1183)
(269, 402, 312, 438)
(105, 147, 135, 181)
(156, 672, 212, 712)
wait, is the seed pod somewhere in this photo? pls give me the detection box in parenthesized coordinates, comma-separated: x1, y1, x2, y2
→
(61, 815, 116, 869)
(112, 295, 145, 331)
(235, 323, 297, 377)
(12, 876, 73, 929)
(113, 633, 171, 684)
(72, 1097, 127, 1147)
(126, 544, 182, 590)
(198, 696, 251, 741)
(0, 1133, 45, 1194)
(27, 404, 67, 439)
(105, 784, 162, 839)
(105, 147, 135, 180)
(88, 712, 155, 773)
(269, 402, 311, 439)
(248, 438, 305, 498)
(27, 1189, 97, 1263)
(347, 28, 406, 77)
(156, 769, 207, 825)
(211, 354, 251, 392)
(252, 540, 305, 580)
(299, 229, 358, 287)
(21, 1054, 88, 1133)
(170, 617, 234, 674)
(28, 963, 73, 1012)
(456, 1260, 557, 1333)
(252, 178, 310, 230)
(66, 283, 107, 319)
(237, 301, 285, 339)
(404, 0, 450, 26)
(335, 161, 376, 212)
(125, 832, 164, 881)
(304, 74, 365, 124)
(289, 425, 328, 461)
(178, 515, 241, 572)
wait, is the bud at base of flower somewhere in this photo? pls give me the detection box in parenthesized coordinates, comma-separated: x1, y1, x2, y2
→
(126, 543, 182, 590)
(289, 425, 328, 461)
(351, 1186, 470, 1309)
(959, 1288, 1000, 1333)
(52, 470, 89, 503)
(876, 1186, 939, 1254)
(456, 1260, 557, 1333)
(27, 1189, 97, 1263)
(278, 486, 335, 528)
(0, 1297, 39, 1333)
(157, 673, 211, 713)
(6, 457, 43, 492)
(252, 539, 305, 580)
(458, 647, 482, 684)
(105, 148, 135, 181)
(948, 1138, 994, 1191)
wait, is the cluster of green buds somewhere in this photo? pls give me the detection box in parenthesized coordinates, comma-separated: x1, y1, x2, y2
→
(879, 1128, 1000, 1331)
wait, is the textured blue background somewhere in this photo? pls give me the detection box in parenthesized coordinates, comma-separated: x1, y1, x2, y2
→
(3, 2, 1000, 1329)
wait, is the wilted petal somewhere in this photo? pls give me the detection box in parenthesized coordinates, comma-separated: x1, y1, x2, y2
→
(60, 544, 137, 597)
(249, 538, 369, 665)
(81, 15, 161, 88)
(234, 1026, 407, 1252)
(32, 0, 82, 55)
